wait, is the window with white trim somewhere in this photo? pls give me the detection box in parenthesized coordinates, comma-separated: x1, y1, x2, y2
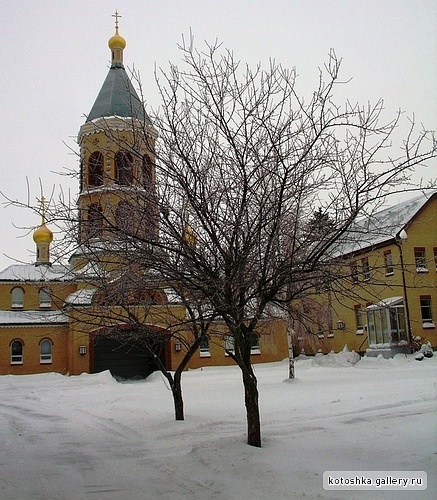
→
(354, 305, 364, 334)
(11, 340, 23, 364)
(414, 247, 428, 272)
(199, 335, 210, 357)
(420, 296, 434, 328)
(250, 333, 261, 354)
(361, 257, 370, 281)
(224, 335, 234, 355)
(11, 287, 24, 309)
(384, 250, 394, 275)
(350, 262, 358, 284)
(40, 339, 53, 364)
(39, 288, 51, 308)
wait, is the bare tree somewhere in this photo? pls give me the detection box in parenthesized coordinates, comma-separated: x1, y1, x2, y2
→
(4, 38, 436, 448)
(148, 40, 435, 447)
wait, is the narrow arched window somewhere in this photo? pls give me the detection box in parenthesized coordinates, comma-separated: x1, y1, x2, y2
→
(88, 151, 104, 187)
(142, 155, 153, 187)
(199, 336, 210, 357)
(11, 340, 23, 364)
(250, 333, 261, 354)
(40, 339, 53, 364)
(88, 203, 103, 238)
(115, 151, 133, 185)
(115, 201, 134, 235)
(11, 287, 24, 309)
(39, 288, 51, 308)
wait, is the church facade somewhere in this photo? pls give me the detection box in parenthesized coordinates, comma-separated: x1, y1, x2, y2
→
(0, 18, 289, 377)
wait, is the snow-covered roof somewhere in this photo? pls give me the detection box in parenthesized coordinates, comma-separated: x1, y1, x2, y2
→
(71, 261, 107, 280)
(0, 310, 68, 326)
(335, 192, 435, 257)
(65, 288, 97, 306)
(0, 263, 72, 282)
(367, 296, 404, 309)
(163, 288, 182, 304)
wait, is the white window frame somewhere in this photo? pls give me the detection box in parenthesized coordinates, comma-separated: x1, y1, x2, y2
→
(11, 287, 24, 309)
(40, 339, 53, 364)
(39, 288, 51, 308)
(250, 334, 261, 355)
(199, 336, 210, 358)
(414, 248, 428, 273)
(11, 340, 23, 365)
(224, 335, 234, 356)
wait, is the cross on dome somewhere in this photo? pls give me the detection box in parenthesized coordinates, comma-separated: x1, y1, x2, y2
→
(112, 10, 122, 31)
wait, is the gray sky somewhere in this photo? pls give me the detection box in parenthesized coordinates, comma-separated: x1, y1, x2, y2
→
(1, 0, 436, 270)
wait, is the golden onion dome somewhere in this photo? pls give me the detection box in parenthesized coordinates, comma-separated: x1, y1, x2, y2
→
(108, 29, 126, 50)
(33, 223, 53, 244)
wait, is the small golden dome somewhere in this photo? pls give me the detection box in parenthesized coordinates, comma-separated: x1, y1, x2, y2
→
(33, 223, 53, 244)
(108, 29, 126, 50)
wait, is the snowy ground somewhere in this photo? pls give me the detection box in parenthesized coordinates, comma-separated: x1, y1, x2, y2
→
(1, 352, 435, 500)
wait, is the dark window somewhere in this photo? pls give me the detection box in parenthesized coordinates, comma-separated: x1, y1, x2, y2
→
(115, 201, 134, 235)
(40, 339, 52, 364)
(414, 247, 427, 271)
(39, 288, 51, 308)
(250, 333, 260, 354)
(88, 152, 104, 187)
(350, 262, 358, 283)
(420, 296, 433, 323)
(142, 155, 153, 187)
(384, 251, 394, 275)
(199, 336, 210, 356)
(362, 257, 370, 281)
(115, 151, 133, 185)
(88, 203, 103, 238)
(354, 305, 364, 330)
(11, 340, 23, 364)
(224, 335, 234, 354)
(11, 287, 24, 308)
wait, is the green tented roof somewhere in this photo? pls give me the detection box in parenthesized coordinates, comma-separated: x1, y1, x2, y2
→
(86, 63, 151, 124)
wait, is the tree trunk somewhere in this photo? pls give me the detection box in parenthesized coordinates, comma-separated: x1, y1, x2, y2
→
(172, 370, 184, 421)
(287, 325, 295, 379)
(242, 369, 261, 447)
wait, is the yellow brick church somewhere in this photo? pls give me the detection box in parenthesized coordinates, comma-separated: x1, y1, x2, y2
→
(0, 17, 288, 377)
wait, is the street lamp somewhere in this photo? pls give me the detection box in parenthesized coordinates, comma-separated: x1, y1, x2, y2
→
(395, 229, 412, 349)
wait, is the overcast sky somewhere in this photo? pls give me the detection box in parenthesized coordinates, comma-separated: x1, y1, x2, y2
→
(1, 0, 436, 270)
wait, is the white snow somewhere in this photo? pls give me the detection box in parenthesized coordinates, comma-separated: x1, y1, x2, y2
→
(0, 309, 68, 325)
(1, 354, 435, 500)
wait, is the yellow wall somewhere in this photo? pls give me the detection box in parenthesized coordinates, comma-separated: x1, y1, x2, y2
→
(293, 197, 437, 354)
(0, 325, 70, 375)
(169, 319, 289, 370)
(0, 282, 76, 311)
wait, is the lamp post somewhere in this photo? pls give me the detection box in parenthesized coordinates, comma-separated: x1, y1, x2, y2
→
(396, 229, 412, 350)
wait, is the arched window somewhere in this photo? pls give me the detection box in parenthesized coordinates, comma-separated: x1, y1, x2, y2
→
(88, 151, 104, 187)
(88, 203, 103, 238)
(39, 288, 51, 308)
(11, 340, 23, 364)
(142, 155, 153, 187)
(199, 336, 210, 357)
(115, 151, 133, 185)
(115, 201, 133, 235)
(250, 333, 261, 354)
(11, 287, 24, 309)
(224, 335, 234, 355)
(40, 339, 53, 364)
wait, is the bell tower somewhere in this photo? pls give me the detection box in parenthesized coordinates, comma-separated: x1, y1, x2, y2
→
(74, 12, 158, 266)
